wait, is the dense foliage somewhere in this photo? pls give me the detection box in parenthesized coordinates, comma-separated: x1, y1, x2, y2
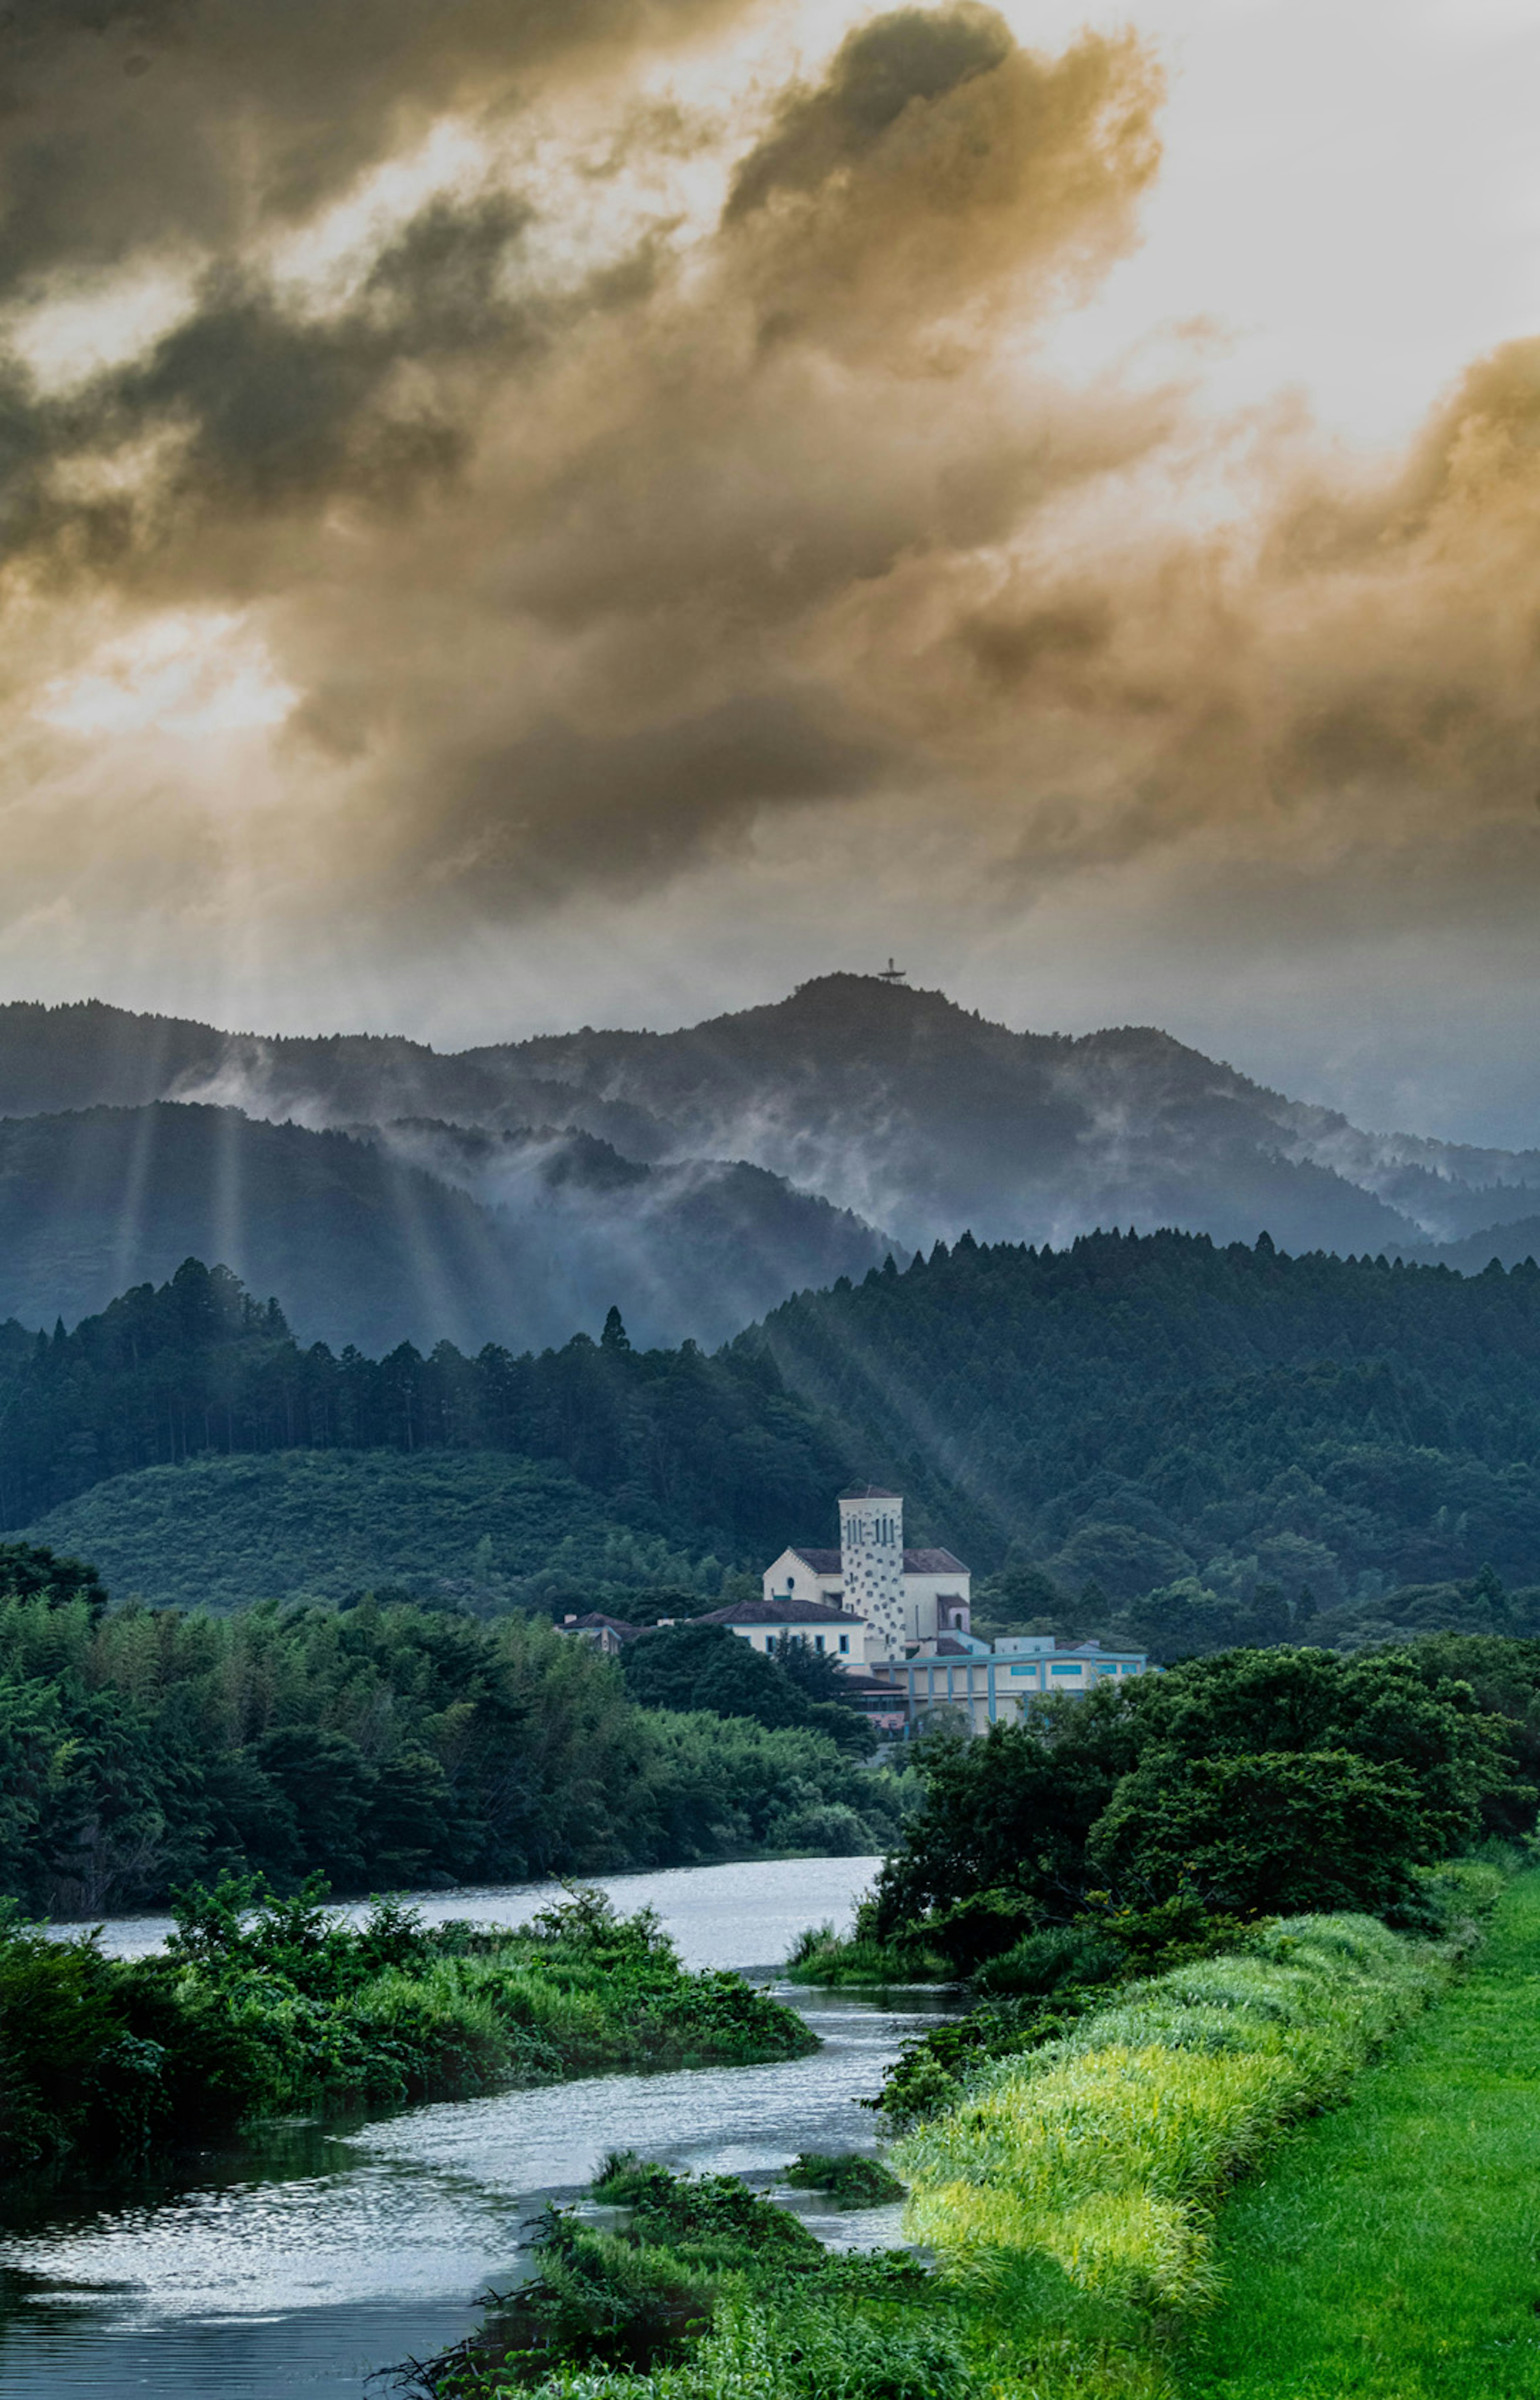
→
(619, 1623, 872, 1756)
(0, 1259, 851, 1557)
(29, 1448, 722, 1616)
(0, 1885, 815, 2179)
(748, 1228, 1540, 1651)
(0, 1563, 906, 1916)
(15, 1231, 1540, 1652)
(866, 1642, 1536, 1965)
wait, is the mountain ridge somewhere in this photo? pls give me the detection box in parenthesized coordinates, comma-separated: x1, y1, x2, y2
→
(1, 981, 1538, 1340)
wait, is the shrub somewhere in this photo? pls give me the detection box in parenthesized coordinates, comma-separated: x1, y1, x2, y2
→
(694, 2289, 973, 2400)
(1086, 1748, 1473, 1917)
(783, 2153, 905, 2207)
(0, 1883, 815, 2180)
(0, 1915, 132, 2168)
(971, 1926, 1127, 2000)
(783, 1926, 945, 1987)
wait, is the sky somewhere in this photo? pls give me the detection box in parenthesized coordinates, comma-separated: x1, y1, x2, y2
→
(3, 0, 1540, 1143)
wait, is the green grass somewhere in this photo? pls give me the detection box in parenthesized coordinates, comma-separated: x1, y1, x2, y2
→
(896, 1913, 1461, 2319)
(782, 1922, 949, 1986)
(1182, 1867, 1540, 2399)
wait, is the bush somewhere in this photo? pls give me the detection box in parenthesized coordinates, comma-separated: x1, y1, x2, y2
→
(0, 1913, 134, 2168)
(1086, 1748, 1471, 1917)
(697, 2289, 973, 2400)
(783, 2153, 905, 2207)
(971, 1925, 1127, 2001)
(783, 1920, 945, 1987)
(865, 1643, 1530, 1966)
(0, 1883, 816, 2180)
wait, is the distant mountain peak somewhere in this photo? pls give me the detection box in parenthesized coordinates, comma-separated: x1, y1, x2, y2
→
(1, 983, 1538, 1343)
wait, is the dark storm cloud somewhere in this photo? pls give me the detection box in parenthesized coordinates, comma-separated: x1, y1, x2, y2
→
(723, 5, 1013, 220)
(0, 189, 543, 588)
(0, 1, 1173, 914)
(13, 0, 1540, 961)
(429, 696, 889, 903)
(0, 0, 734, 292)
(721, 9, 1162, 356)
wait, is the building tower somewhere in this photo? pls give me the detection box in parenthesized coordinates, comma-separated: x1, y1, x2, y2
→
(839, 1485, 906, 1657)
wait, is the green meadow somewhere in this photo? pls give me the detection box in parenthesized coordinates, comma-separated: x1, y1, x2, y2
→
(1183, 1867, 1540, 2400)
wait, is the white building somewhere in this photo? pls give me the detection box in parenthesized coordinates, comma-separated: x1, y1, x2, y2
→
(760, 1485, 972, 1660)
(695, 1593, 880, 1664)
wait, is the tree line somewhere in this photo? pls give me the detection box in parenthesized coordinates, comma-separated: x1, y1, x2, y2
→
(0, 1551, 908, 1918)
(12, 1234, 1540, 1656)
(0, 1260, 852, 1555)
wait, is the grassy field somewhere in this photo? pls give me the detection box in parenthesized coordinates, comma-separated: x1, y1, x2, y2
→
(1184, 1868, 1540, 2399)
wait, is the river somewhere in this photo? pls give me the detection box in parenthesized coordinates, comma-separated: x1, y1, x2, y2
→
(0, 1859, 958, 2400)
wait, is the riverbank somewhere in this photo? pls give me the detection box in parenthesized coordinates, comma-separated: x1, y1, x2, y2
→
(0, 1858, 941, 2400)
(1, 1878, 815, 2182)
(417, 1865, 1506, 2400)
(1183, 1865, 1540, 2397)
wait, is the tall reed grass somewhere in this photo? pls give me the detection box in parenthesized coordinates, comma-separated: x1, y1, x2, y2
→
(895, 1877, 1501, 2316)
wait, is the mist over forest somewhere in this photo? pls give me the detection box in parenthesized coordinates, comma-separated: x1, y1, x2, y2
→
(1, 975, 1537, 1358)
(0, 971, 1538, 1668)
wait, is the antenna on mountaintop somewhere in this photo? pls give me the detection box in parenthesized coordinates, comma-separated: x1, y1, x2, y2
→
(876, 956, 907, 984)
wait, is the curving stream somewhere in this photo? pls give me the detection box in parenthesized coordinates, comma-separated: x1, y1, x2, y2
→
(0, 1859, 957, 2400)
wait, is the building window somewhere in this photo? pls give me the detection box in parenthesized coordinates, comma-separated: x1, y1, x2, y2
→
(839, 1634, 849, 1653)
(815, 1634, 825, 1652)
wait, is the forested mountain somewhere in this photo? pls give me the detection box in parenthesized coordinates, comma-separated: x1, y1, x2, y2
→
(0, 1260, 853, 1562)
(9, 1240, 1540, 1654)
(28, 1452, 717, 1616)
(0, 1101, 886, 1354)
(0, 1105, 507, 1354)
(741, 1230, 1540, 1651)
(4, 982, 1539, 1299)
(1408, 1215, 1540, 1274)
(502, 977, 1540, 1255)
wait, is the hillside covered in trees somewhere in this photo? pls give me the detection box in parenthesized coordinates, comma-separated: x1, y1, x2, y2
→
(0, 1100, 887, 1356)
(12, 979, 1540, 1264)
(745, 1230, 1540, 1653)
(0, 1564, 906, 1918)
(0, 1260, 848, 1562)
(8, 1234, 1540, 1652)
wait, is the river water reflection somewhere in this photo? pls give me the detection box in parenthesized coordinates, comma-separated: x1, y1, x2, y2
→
(0, 1858, 957, 2400)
